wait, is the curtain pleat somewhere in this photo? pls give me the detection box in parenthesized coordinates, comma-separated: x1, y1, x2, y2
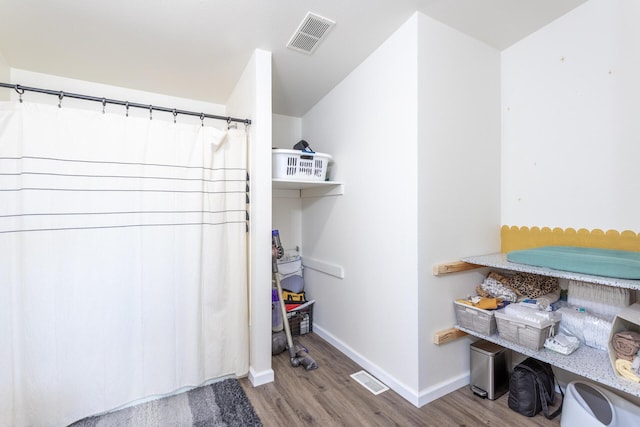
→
(0, 102, 249, 427)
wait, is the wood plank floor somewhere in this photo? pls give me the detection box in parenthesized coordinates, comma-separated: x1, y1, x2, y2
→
(240, 333, 562, 426)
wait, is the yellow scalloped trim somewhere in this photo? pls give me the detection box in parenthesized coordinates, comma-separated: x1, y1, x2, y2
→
(501, 225, 640, 253)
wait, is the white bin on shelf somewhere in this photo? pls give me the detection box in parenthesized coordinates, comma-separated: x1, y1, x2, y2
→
(272, 149, 332, 181)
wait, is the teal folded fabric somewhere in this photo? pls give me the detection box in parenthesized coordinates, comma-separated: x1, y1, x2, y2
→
(507, 246, 640, 279)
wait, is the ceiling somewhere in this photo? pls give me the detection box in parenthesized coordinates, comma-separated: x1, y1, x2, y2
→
(0, 0, 587, 117)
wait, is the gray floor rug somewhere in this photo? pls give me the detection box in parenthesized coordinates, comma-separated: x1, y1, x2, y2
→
(68, 379, 262, 427)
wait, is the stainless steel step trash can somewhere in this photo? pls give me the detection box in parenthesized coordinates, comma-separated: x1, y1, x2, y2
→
(470, 340, 510, 400)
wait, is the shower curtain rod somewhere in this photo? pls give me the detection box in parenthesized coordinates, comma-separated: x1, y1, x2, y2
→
(0, 82, 251, 125)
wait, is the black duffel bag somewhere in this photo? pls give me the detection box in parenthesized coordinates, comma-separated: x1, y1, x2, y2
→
(508, 357, 563, 419)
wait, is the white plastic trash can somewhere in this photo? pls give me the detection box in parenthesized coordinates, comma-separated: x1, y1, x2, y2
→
(561, 381, 640, 426)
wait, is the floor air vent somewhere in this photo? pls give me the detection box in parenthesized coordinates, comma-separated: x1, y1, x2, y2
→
(287, 12, 335, 54)
(350, 370, 389, 395)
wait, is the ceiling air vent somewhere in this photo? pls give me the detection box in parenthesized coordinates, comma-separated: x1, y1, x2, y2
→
(287, 12, 335, 55)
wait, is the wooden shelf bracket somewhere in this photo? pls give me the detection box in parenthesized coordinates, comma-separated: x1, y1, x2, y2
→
(433, 328, 468, 345)
(432, 261, 482, 276)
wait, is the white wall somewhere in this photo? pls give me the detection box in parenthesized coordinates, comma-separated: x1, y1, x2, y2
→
(298, 11, 501, 407)
(302, 14, 420, 402)
(416, 13, 501, 404)
(226, 49, 274, 387)
(502, 0, 640, 232)
(501, 0, 640, 400)
(273, 113, 301, 149)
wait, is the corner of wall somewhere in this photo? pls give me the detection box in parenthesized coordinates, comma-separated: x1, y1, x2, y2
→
(247, 366, 275, 387)
(415, 12, 501, 404)
(301, 12, 421, 397)
(226, 49, 274, 387)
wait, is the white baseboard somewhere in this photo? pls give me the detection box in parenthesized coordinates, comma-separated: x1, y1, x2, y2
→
(416, 372, 470, 407)
(247, 366, 274, 387)
(313, 325, 469, 408)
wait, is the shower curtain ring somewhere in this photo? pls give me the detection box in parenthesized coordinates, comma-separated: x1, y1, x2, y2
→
(15, 85, 24, 103)
(173, 109, 177, 124)
(149, 105, 153, 120)
(58, 91, 64, 108)
(102, 98, 106, 114)
(125, 101, 129, 117)
(200, 113, 205, 127)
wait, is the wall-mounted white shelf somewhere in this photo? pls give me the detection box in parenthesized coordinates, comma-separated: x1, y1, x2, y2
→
(272, 179, 344, 198)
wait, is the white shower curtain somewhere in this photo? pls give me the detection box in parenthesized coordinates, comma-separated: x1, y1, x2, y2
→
(0, 102, 250, 427)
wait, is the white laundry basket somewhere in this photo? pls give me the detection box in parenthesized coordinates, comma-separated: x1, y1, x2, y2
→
(272, 149, 332, 181)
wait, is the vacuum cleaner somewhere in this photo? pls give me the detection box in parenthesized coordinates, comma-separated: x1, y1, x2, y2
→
(272, 229, 318, 371)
